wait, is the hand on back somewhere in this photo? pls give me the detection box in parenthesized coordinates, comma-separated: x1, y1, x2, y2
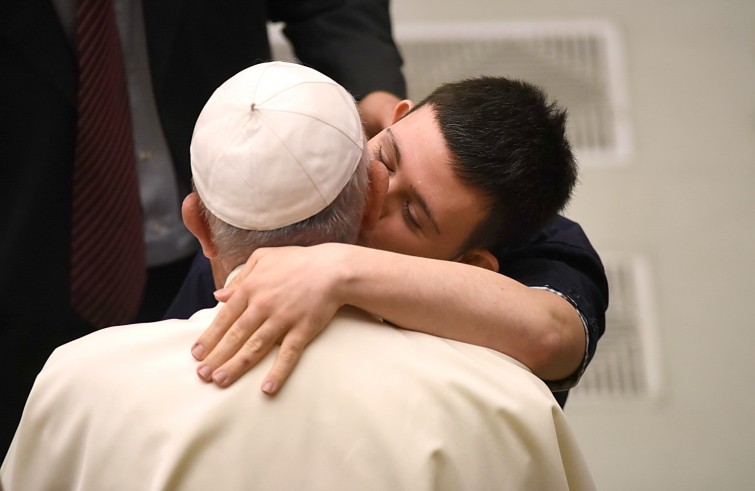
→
(191, 244, 349, 394)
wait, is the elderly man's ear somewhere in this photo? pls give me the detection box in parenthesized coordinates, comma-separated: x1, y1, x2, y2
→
(360, 98, 413, 230)
(182, 192, 218, 259)
(361, 160, 389, 231)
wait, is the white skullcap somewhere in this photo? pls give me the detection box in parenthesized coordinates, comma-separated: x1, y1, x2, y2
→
(190, 61, 364, 230)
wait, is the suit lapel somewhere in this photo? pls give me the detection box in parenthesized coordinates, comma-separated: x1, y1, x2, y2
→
(2, 0, 77, 107)
(142, 0, 184, 95)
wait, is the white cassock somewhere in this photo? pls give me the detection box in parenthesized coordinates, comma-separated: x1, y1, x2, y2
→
(2, 280, 595, 491)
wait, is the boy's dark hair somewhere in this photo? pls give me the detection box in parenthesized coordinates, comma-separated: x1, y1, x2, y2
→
(413, 76, 577, 252)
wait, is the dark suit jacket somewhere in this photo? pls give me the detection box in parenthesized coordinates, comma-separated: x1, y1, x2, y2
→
(0, 0, 405, 455)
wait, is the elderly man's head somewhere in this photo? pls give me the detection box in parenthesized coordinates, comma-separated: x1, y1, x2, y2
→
(183, 62, 384, 278)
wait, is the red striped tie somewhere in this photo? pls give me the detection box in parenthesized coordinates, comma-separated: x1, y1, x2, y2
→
(71, 0, 145, 328)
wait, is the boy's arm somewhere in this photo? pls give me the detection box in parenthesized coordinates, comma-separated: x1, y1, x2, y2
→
(334, 246, 588, 382)
(495, 215, 609, 391)
(192, 218, 607, 394)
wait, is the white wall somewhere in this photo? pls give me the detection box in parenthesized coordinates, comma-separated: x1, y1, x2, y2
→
(391, 1, 755, 489)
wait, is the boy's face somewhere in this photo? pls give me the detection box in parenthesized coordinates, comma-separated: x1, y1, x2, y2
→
(357, 105, 489, 260)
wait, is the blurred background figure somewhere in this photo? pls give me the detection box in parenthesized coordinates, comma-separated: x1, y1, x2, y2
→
(0, 0, 405, 456)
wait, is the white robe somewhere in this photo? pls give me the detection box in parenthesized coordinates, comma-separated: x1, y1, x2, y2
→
(2, 301, 594, 491)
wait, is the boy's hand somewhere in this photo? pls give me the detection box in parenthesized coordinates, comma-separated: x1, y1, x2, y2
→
(191, 244, 347, 394)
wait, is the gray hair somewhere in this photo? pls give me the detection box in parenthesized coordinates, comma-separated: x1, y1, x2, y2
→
(198, 143, 370, 265)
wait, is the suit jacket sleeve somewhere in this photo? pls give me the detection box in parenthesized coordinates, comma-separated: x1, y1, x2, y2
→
(268, 0, 407, 100)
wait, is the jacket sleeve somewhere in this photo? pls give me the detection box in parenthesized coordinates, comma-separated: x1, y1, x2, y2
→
(494, 215, 610, 391)
(268, 0, 406, 100)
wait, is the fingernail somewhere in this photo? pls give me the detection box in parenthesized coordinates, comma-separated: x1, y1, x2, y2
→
(213, 370, 228, 385)
(262, 381, 275, 394)
(197, 364, 211, 380)
(213, 288, 227, 298)
(191, 343, 205, 359)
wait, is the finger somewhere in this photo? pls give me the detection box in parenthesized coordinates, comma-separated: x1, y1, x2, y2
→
(212, 251, 264, 301)
(212, 287, 232, 302)
(260, 332, 310, 395)
(208, 320, 285, 387)
(191, 288, 252, 360)
(195, 306, 269, 379)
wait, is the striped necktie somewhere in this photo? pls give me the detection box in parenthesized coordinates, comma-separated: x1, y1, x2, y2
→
(71, 0, 145, 328)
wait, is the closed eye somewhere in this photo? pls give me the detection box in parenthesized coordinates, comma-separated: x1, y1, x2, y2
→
(409, 186, 440, 235)
(402, 202, 421, 230)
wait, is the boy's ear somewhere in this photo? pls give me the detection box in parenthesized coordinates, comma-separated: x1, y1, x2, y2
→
(457, 248, 499, 273)
(390, 99, 415, 124)
(361, 160, 389, 230)
(181, 192, 218, 259)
